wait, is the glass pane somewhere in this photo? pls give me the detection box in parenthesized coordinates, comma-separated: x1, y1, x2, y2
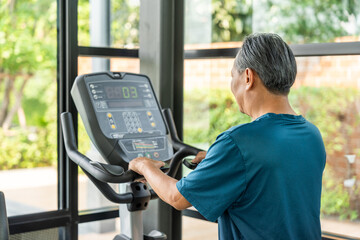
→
(253, 0, 360, 44)
(185, 0, 360, 46)
(78, 57, 140, 76)
(184, 58, 239, 147)
(182, 216, 217, 240)
(78, 0, 140, 49)
(0, 0, 57, 216)
(183, 56, 360, 238)
(79, 219, 119, 240)
(78, 117, 119, 211)
(10, 227, 64, 240)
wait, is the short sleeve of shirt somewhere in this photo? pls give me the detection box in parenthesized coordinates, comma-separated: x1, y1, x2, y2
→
(176, 133, 247, 222)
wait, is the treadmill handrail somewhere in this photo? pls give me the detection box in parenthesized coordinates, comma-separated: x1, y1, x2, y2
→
(61, 112, 139, 183)
(61, 109, 203, 204)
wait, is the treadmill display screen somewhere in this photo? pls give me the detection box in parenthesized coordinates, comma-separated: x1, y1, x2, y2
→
(107, 100, 144, 108)
(104, 86, 138, 99)
(78, 73, 173, 163)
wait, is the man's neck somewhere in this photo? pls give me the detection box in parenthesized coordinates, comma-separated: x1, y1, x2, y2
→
(249, 93, 297, 120)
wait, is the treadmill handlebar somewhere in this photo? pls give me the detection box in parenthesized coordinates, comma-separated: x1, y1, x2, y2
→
(61, 112, 141, 183)
(61, 110, 203, 203)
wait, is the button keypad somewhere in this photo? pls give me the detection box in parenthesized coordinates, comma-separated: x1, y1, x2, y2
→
(123, 112, 143, 133)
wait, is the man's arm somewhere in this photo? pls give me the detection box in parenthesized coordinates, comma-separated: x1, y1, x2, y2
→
(129, 157, 191, 210)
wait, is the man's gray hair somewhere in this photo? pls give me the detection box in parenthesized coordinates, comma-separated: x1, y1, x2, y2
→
(234, 33, 297, 95)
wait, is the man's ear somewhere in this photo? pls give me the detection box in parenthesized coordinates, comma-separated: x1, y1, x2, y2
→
(245, 68, 255, 90)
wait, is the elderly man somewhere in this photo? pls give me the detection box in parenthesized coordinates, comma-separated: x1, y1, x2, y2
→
(130, 33, 326, 240)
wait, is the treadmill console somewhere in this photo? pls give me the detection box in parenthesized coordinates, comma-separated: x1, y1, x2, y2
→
(71, 72, 173, 168)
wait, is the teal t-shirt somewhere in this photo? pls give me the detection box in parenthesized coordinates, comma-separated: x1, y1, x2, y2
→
(177, 113, 326, 240)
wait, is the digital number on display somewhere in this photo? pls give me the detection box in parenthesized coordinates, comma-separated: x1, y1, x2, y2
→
(105, 86, 138, 99)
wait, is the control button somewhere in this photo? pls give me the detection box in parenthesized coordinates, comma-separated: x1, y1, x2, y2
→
(124, 111, 142, 133)
(145, 153, 151, 158)
(90, 84, 95, 88)
(151, 122, 156, 127)
(100, 101, 107, 109)
(95, 102, 101, 108)
(154, 152, 159, 158)
(107, 113, 112, 118)
(137, 153, 144, 157)
(94, 95, 98, 99)
(144, 100, 152, 107)
(111, 124, 116, 129)
(147, 111, 152, 117)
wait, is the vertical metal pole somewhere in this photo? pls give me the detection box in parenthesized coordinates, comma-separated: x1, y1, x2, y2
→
(139, 1, 184, 240)
(88, 0, 115, 235)
(173, 0, 185, 142)
(119, 184, 144, 240)
(172, 1, 185, 239)
(139, 0, 162, 236)
(139, 0, 163, 98)
(57, 1, 67, 239)
(58, 0, 79, 239)
(90, 0, 110, 72)
(58, 0, 67, 213)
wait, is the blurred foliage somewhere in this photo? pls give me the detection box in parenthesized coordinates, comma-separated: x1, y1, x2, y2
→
(183, 88, 251, 144)
(0, 0, 57, 129)
(111, 0, 139, 48)
(289, 87, 360, 155)
(211, 0, 252, 42)
(78, 0, 139, 48)
(0, 81, 57, 169)
(0, 0, 56, 75)
(321, 167, 359, 221)
(208, 0, 359, 43)
(0, 0, 57, 167)
(78, 0, 91, 46)
(254, 0, 360, 44)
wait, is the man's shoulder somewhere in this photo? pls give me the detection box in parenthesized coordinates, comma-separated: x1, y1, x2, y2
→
(221, 121, 262, 139)
(219, 114, 321, 143)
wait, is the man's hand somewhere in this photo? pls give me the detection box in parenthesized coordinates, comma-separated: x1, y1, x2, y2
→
(128, 157, 191, 210)
(129, 157, 165, 175)
(191, 151, 207, 164)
